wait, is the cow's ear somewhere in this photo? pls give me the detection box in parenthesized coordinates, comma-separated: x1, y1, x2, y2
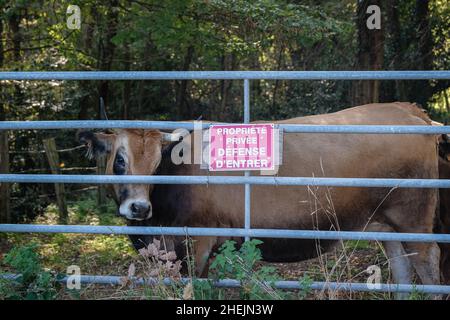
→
(77, 131, 115, 159)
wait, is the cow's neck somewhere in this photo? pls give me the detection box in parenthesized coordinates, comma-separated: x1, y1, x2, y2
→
(149, 142, 193, 226)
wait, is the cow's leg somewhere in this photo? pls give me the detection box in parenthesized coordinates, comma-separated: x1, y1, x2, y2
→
(127, 219, 154, 251)
(193, 236, 217, 277)
(367, 222, 413, 299)
(441, 245, 450, 285)
(129, 234, 153, 251)
(396, 204, 441, 284)
(440, 247, 450, 300)
(384, 190, 441, 299)
(403, 242, 441, 286)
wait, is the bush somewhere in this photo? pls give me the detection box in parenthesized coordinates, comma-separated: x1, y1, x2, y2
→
(205, 239, 311, 300)
(0, 243, 59, 300)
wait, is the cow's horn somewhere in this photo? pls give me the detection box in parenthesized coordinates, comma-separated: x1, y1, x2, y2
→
(100, 97, 108, 120)
(162, 132, 183, 142)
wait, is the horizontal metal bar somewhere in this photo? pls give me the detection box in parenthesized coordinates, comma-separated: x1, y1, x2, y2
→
(0, 120, 204, 130)
(2, 121, 450, 134)
(1, 224, 449, 243)
(2, 174, 450, 188)
(279, 124, 450, 134)
(0, 71, 449, 80)
(2, 273, 449, 294)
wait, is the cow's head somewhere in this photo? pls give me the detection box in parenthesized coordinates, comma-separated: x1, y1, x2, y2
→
(78, 129, 180, 220)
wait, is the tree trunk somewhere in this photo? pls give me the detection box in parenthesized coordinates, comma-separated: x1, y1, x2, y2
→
(0, 20, 9, 222)
(78, 8, 96, 120)
(137, 37, 154, 118)
(94, 1, 119, 207)
(0, 130, 10, 223)
(352, 0, 384, 105)
(0, 20, 11, 223)
(8, 12, 21, 62)
(123, 42, 131, 119)
(286, 48, 303, 110)
(444, 90, 449, 113)
(219, 54, 235, 121)
(97, 0, 119, 119)
(385, 0, 405, 101)
(411, 0, 433, 108)
(271, 45, 285, 117)
(176, 45, 194, 120)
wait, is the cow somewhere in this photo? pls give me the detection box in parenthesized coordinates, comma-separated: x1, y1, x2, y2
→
(78, 102, 442, 294)
(436, 133, 450, 285)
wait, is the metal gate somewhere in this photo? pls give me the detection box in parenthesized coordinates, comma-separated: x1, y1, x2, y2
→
(1, 71, 450, 295)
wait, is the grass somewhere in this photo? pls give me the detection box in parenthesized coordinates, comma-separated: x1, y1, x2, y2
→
(2, 191, 135, 279)
(0, 191, 422, 300)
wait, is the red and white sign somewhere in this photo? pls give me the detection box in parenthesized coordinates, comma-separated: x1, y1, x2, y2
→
(209, 124, 275, 171)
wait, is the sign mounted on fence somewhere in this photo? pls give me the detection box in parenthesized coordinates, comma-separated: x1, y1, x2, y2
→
(208, 124, 277, 171)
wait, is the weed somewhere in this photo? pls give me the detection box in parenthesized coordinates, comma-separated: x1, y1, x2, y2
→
(122, 238, 185, 300)
(0, 243, 59, 300)
(408, 286, 430, 300)
(209, 239, 310, 300)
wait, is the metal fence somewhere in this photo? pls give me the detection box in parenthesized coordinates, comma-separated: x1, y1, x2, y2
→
(1, 71, 450, 295)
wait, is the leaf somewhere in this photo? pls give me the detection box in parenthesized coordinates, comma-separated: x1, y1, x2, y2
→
(160, 251, 177, 261)
(138, 247, 150, 257)
(152, 239, 161, 250)
(147, 244, 159, 257)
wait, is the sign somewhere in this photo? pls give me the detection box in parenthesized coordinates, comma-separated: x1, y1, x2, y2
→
(209, 124, 276, 171)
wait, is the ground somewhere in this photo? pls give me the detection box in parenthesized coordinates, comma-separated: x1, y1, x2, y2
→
(0, 191, 424, 300)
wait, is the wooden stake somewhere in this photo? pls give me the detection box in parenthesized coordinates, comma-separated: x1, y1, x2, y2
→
(43, 138, 68, 224)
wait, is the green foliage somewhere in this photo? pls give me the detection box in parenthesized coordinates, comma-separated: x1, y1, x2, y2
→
(408, 286, 430, 300)
(0, 243, 59, 300)
(192, 279, 220, 300)
(297, 274, 313, 300)
(2, 0, 448, 220)
(1, 0, 449, 300)
(207, 239, 311, 300)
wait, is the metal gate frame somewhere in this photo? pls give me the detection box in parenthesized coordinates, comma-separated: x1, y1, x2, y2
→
(1, 70, 450, 295)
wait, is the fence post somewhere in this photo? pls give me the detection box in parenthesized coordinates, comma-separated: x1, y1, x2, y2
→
(97, 154, 107, 207)
(244, 79, 251, 241)
(43, 138, 68, 224)
(0, 130, 11, 223)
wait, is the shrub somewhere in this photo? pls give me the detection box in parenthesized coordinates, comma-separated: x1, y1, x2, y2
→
(0, 243, 59, 300)
(208, 239, 311, 300)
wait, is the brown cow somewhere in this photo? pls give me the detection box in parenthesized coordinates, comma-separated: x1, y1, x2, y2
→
(78, 102, 442, 293)
(436, 134, 450, 285)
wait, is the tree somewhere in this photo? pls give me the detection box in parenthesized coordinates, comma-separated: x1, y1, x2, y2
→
(0, 15, 11, 223)
(352, 0, 384, 105)
(0, 0, 449, 221)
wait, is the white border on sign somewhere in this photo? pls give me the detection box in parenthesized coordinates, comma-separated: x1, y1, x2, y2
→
(208, 123, 276, 172)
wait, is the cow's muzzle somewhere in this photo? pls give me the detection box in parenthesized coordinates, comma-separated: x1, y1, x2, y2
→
(119, 199, 152, 220)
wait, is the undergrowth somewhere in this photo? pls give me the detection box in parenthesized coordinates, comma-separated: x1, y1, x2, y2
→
(0, 192, 410, 300)
(0, 243, 59, 300)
